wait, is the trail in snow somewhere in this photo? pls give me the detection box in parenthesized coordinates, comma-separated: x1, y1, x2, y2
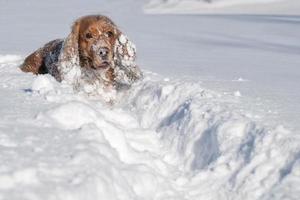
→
(0, 55, 299, 199)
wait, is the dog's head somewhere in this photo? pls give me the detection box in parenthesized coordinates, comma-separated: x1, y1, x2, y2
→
(58, 15, 141, 86)
(76, 15, 119, 70)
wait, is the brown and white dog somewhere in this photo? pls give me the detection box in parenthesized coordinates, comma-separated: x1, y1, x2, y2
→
(20, 15, 142, 96)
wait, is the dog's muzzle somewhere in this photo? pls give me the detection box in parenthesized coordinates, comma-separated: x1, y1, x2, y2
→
(92, 42, 112, 69)
(99, 47, 109, 60)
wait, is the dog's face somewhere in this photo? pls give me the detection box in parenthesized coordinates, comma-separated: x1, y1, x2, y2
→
(76, 16, 120, 70)
(58, 15, 141, 86)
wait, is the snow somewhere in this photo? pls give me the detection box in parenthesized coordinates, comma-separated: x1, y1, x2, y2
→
(31, 75, 55, 93)
(0, 0, 300, 199)
(0, 57, 299, 199)
(234, 90, 242, 97)
(145, 0, 300, 14)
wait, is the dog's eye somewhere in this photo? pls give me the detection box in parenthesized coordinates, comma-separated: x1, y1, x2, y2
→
(105, 31, 114, 38)
(85, 33, 93, 39)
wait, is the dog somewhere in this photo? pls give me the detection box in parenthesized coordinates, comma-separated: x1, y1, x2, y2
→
(20, 15, 142, 96)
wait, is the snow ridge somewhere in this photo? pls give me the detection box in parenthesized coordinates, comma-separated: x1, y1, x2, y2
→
(0, 55, 299, 199)
(144, 0, 300, 14)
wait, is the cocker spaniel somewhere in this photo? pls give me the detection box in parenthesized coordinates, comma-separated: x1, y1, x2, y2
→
(20, 15, 142, 96)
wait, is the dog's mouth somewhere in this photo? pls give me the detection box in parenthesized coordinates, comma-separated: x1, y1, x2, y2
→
(92, 61, 110, 70)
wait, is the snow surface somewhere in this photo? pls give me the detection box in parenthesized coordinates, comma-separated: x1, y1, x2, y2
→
(145, 0, 300, 14)
(1, 55, 299, 200)
(0, 0, 300, 199)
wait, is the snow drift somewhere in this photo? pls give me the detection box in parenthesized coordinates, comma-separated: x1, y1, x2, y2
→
(144, 0, 300, 14)
(0, 55, 299, 199)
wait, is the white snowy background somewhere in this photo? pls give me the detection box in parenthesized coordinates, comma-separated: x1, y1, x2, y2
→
(0, 0, 300, 199)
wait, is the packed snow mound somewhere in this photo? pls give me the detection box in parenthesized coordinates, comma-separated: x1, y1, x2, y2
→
(144, 0, 300, 14)
(0, 55, 299, 199)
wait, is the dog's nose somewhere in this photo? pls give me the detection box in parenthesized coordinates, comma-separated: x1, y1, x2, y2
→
(99, 47, 109, 58)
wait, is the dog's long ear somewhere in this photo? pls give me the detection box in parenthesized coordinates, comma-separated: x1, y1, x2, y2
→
(113, 33, 143, 86)
(57, 20, 81, 84)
